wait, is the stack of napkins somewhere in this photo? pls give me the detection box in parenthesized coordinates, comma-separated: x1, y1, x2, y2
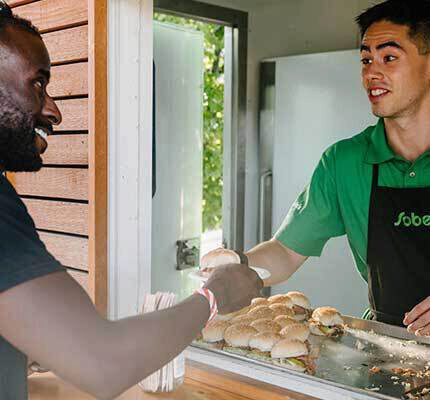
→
(139, 292, 183, 393)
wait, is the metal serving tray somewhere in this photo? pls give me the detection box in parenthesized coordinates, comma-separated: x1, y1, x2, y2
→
(191, 316, 430, 399)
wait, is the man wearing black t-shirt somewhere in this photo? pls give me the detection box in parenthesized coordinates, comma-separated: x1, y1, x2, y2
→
(0, 3, 263, 399)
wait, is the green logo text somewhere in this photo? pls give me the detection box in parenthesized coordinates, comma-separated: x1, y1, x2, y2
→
(394, 212, 430, 227)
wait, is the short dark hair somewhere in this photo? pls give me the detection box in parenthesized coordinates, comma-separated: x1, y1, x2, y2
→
(356, 0, 430, 54)
(0, 1, 40, 39)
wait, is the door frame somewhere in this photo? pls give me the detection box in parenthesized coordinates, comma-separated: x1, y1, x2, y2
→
(154, 0, 249, 251)
(108, 0, 247, 319)
(88, 0, 108, 317)
(108, 0, 154, 319)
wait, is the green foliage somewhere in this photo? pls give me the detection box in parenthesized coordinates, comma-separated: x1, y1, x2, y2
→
(154, 13, 224, 232)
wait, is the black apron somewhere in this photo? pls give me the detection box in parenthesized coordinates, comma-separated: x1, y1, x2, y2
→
(367, 164, 430, 326)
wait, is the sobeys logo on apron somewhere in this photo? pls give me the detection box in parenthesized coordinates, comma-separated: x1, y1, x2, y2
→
(394, 212, 430, 227)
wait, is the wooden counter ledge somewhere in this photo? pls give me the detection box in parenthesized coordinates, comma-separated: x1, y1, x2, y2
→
(28, 360, 319, 400)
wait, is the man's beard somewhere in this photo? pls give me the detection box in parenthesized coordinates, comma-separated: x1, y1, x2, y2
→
(0, 91, 42, 172)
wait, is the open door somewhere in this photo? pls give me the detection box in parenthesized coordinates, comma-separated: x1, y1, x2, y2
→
(151, 22, 204, 298)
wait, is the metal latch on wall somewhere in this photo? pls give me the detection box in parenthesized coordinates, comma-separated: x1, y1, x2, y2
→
(176, 238, 200, 271)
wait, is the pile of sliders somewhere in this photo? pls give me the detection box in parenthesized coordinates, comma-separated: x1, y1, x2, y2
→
(196, 292, 345, 375)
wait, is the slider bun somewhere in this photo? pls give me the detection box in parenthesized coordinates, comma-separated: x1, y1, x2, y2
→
(286, 291, 311, 309)
(311, 307, 344, 326)
(251, 297, 270, 307)
(271, 339, 308, 359)
(268, 294, 293, 308)
(249, 332, 281, 352)
(200, 248, 240, 268)
(274, 315, 298, 328)
(224, 324, 258, 347)
(250, 318, 281, 334)
(269, 304, 295, 318)
(202, 320, 230, 343)
(280, 323, 310, 342)
(247, 305, 275, 320)
(231, 314, 256, 326)
(224, 305, 252, 320)
(292, 313, 308, 322)
(236, 305, 252, 316)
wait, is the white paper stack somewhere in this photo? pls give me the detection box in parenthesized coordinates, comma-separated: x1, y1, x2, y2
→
(138, 292, 184, 393)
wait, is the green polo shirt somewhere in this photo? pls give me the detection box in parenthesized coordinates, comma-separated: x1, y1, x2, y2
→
(275, 118, 430, 282)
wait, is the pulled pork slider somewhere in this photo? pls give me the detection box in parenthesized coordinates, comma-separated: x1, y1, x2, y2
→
(249, 332, 282, 361)
(224, 324, 258, 356)
(201, 320, 230, 349)
(274, 315, 298, 328)
(271, 339, 315, 373)
(309, 307, 344, 337)
(251, 297, 269, 308)
(247, 305, 275, 320)
(269, 303, 295, 318)
(287, 291, 312, 321)
(199, 248, 241, 278)
(268, 294, 294, 308)
(280, 323, 310, 343)
(280, 323, 316, 358)
(250, 318, 281, 334)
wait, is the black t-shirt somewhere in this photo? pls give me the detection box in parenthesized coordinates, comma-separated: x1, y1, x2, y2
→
(0, 174, 65, 399)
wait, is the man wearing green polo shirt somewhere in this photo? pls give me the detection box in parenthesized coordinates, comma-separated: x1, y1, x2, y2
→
(206, 0, 430, 334)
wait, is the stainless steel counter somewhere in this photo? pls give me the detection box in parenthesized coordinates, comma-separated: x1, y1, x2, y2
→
(186, 316, 430, 400)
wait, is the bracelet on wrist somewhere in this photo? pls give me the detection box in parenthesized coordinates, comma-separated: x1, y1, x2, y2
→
(194, 288, 218, 323)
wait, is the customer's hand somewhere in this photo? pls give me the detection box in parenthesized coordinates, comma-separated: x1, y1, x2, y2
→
(203, 263, 263, 315)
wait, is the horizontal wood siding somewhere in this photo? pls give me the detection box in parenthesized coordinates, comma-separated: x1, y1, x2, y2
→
(23, 199, 88, 235)
(43, 25, 88, 65)
(50, 63, 88, 98)
(12, 0, 88, 33)
(7, 0, 93, 297)
(39, 232, 88, 271)
(8, 1, 38, 7)
(43, 135, 88, 165)
(56, 99, 88, 131)
(12, 168, 88, 200)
